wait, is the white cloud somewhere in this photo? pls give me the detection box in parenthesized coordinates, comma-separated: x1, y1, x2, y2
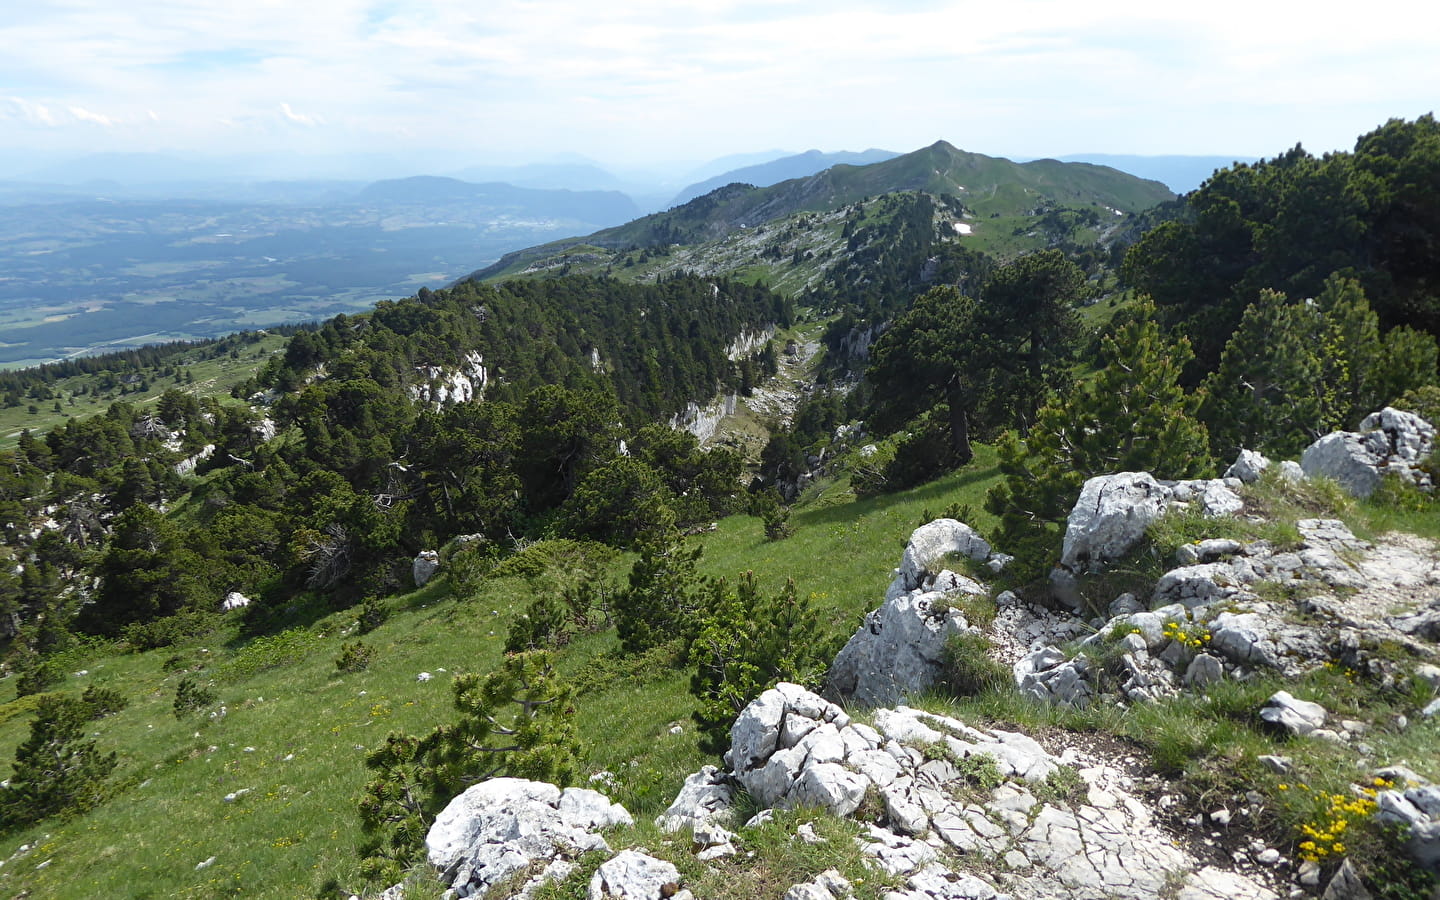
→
(2, 0, 1438, 161)
(279, 102, 320, 127)
(67, 105, 114, 126)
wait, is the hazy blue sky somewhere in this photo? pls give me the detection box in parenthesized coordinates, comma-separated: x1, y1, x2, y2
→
(4, 0, 1437, 172)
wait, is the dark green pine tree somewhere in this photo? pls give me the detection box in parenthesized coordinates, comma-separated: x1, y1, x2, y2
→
(868, 286, 989, 466)
(988, 301, 1211, 577)
(1199, 289, 1332, 458)
(0, 695, 117, 828)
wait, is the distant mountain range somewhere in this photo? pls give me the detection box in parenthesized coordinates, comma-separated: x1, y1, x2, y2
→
(354, 175, 640, 223)
(669, 149, 901, 207)
(1055, 154, 1259, 194)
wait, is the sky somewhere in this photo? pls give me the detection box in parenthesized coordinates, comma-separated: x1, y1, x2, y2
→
(3, 0, 1438, 178)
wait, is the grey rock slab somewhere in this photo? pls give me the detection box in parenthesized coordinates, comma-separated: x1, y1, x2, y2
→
(1185, 653, 1226, 689)
(1320, 858, 1372, 900)
(887, 863, 1005, 900)
(1176, 866, 1280, 900)
(587, 849, 681, 900)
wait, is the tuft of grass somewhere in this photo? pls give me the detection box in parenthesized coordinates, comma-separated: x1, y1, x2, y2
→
(939, 633, 1010, 697)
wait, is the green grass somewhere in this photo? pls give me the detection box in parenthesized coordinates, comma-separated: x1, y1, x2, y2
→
(0, 453, 1004, 898)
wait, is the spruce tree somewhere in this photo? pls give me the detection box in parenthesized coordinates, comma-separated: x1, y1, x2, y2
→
(987, 302, 1211, 578)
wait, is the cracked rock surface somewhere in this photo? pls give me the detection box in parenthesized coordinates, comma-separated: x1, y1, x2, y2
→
(683, 684, 1278, 900)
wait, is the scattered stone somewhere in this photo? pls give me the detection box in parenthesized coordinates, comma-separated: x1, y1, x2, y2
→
(1225, 450, 1272, 484)
(1259, 691, 1328, 736)
(1258, 756, 1292, 775)
(416, 672, 433, 683)
(1014, 647, 1092, 707)
(784, 868, 852, 900)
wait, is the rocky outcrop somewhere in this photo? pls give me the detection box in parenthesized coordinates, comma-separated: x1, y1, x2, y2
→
(668, 393, 739, 444)
(666, 684, 1278, 900)
(1300, 407, 1436, 498)
(828, 520, 1001, 707)
(410, 350, 488, 409)
(424, 778, 632, 897)
(1058, 473, 1244, 576)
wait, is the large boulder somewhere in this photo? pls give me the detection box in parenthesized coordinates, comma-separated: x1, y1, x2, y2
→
(1301, 407, 1436, 498)
(1059, 473, 1172, 574)
(826, 590, 975, 707)
(425, 778, 631, 896)
(412, 550, 440, 587)
(895, 518, 991, 592)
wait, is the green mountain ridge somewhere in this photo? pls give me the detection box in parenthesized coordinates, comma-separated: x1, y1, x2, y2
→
(470, 140, 1173, 281)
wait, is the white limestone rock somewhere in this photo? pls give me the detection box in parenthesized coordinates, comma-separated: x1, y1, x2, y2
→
(426, 779, 631, 896)
(1223, 450, 1271, 484)
(587, 849, 682, 900)
(1060, 473, 1173, 574)
(897, 519, 992, 592)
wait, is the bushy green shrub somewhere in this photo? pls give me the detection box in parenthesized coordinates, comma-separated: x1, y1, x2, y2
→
(78, 684, 128, 719)
(335, 641, 374, 673)
(687, 572, 839, 752)
(356, 597, 389, 635)
(173, 677, 217, 718)
(121, 609, 220, 651)
(358, 651, 580, 884)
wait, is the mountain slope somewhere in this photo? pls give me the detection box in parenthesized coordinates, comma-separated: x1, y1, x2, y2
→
(471, 140, 1172, 280)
